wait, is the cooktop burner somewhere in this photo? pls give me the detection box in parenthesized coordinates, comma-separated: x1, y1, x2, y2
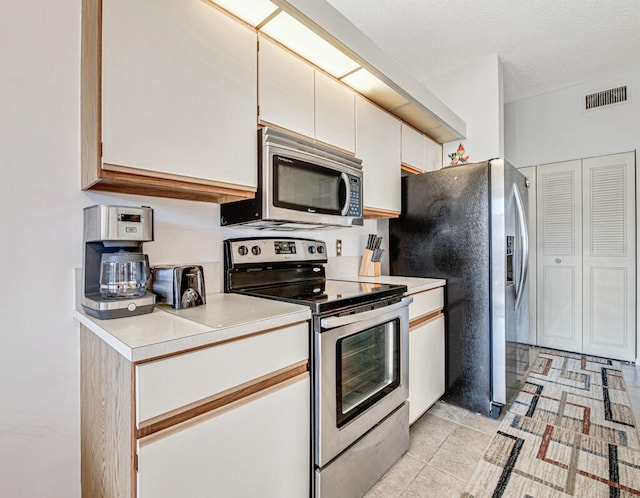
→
(224, 237, 406, 314)
(238, 279, 406, 314)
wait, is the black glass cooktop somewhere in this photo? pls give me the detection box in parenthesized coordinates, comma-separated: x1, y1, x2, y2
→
(239, 279, 406, 314)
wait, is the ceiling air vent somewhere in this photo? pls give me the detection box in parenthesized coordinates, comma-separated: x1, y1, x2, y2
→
(585, 85, 628, 110)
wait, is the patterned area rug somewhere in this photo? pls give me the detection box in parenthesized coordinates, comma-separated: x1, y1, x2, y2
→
(462, 349, 640, 497)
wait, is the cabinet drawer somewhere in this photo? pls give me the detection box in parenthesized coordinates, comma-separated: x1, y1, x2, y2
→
(136, 322, 309, 424)
(137, 374, 310, 498)
(409, 287, 444, 321)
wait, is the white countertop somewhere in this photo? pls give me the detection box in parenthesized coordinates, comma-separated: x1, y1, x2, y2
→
(340, 275, 446, 294)
(75, 293, 311, 362)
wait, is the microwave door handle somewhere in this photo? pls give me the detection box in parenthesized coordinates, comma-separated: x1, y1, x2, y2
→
(320, 297, 413, 329)
(340, 172, 350, 216)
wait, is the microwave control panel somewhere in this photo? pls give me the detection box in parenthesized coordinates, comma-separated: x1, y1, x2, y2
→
(347, 175, 362, 216)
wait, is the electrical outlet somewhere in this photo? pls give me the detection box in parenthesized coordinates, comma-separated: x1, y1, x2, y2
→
(336, 239, 342, 256)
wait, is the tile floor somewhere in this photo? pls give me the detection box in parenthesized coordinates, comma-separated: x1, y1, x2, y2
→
(365, 360, 640, 497)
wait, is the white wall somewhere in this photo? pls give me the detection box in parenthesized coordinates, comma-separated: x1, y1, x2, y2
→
(426, 54, 504, 165)
(505, 67, 640, 167)
(0, 1, 374, 495)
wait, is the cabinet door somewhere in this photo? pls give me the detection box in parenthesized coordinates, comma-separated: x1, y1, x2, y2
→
(401, 124, 425, 172)
(424, 135, 443, 172)
(315, 71, 355, 153)
(138, 376, 310, 498)
(258, 36, 315, 139)
(536, 160, 583, 353)
(356, 96, 402, 215)
(409, 315, 445, 424)
(582, 152, 635, 361)
(102, 0, 257, 187)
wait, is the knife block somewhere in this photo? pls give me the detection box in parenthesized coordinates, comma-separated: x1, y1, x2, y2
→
(359, 249, 381, 277)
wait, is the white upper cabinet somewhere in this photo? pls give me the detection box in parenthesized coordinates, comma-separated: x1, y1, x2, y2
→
(258, 36, 356, 153)
(424, 134, 443, 171)
(100, 0, 257, 190)
(356, 95, 402, 216)
(401, 124, 425, 172)
(258, 36, 315, 140)
(401, 124, 443, 173)
(315, 71, 355, 153)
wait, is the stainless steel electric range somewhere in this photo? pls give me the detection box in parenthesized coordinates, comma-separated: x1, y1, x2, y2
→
(224, 237, 412, 498)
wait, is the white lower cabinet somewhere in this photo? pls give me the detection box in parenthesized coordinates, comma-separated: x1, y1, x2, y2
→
(80, 320, 311, 498)
(138, 376, 310, 498)
(407, 287, 445, 424)
(409, 315, 445, 424)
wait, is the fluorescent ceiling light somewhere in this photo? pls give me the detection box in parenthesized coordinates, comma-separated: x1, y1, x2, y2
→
(341, 68, 408, 110)
(212, 0, 277, 27)
(261, 12, 359, 78)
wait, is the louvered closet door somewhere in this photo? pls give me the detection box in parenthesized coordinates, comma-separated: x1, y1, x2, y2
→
(536, 160, 583, 352)
(582, 152, 635, 361)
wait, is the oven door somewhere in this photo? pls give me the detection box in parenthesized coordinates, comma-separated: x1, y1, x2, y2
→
(314, 297, 411, 467)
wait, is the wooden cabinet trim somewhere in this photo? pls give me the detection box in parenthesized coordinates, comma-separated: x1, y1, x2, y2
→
(401, 163, 423, 175)
(81, 325, 134, 498)
(137, 361, 309, 442)
(102, 163, 256, 191)
(81, 0, 102, 188)
(409, 309, 443, 330)
(87, 163, 257, 203)
(363, 207, 400, 219)
(83, 175, 256, 204)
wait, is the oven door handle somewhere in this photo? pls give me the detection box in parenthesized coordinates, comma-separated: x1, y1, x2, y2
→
(320, 297, 413, 330)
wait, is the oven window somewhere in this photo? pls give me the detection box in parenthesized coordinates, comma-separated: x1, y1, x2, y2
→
(336, 319, 400, 428)
(273, 155, 345, 214)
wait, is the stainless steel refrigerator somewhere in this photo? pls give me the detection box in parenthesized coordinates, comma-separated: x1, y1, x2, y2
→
(389, 159, 530, 418)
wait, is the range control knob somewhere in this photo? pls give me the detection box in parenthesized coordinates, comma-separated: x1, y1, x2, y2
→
(308, 245, 317, 254)
(238, 245, 248, 256)
(251, 245, 261, 256)
(317, 245, 325, 254)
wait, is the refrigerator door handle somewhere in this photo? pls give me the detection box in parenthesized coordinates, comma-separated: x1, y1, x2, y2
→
(513, 183, 529, 310)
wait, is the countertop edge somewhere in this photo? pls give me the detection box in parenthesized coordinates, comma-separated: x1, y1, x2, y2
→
(339, 275, 446, 294)
(75, 310, 134, 361)
(74, 300, 311, 362)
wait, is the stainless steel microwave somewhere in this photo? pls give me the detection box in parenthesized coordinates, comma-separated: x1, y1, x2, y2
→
(220, 128, 363, 229)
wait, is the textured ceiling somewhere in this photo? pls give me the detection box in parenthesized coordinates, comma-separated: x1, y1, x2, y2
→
(325, 0, 640, 103)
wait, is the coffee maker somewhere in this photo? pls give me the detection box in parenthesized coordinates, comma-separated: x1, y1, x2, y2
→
(82, 205, 156, 319)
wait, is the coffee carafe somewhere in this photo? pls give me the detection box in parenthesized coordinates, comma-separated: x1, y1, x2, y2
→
(82, 205, 156, 319)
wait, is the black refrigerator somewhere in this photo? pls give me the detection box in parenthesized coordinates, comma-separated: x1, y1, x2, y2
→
(389, 159, 530, 418)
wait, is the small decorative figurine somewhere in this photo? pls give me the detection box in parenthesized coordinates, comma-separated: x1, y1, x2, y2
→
(448, 143, 470, 165)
